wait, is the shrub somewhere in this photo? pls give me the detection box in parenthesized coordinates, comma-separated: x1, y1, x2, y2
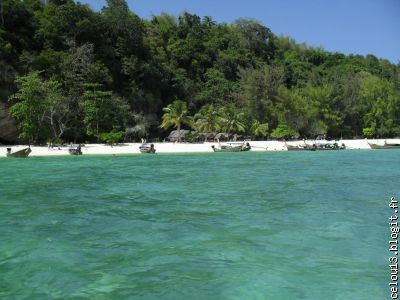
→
(98, 131, 125, 145)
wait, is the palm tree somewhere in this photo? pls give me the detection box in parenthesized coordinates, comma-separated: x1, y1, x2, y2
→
(219, 104, 246, 135)
(160, 100, 192, 142)
(250, 120, 269, 139)
(193, 104, 220, 141)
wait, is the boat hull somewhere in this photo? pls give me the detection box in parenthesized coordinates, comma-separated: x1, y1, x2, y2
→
(212, 143, 251, 152)
(286, 145, 316, 151)
(314, 143, 345, 150)
(139, 144, 156, 153)
(6, 147, 31, 158)
(139, 149, 156, 153)
(369, 143, 400, 149)
(213, 147, 243, 152)
(68, 149, 82, 155)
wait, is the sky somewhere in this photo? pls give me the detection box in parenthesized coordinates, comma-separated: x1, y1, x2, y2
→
(81, 0, 400, 63)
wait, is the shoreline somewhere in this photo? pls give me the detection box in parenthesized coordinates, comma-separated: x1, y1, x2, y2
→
(0, 139, 399, 157)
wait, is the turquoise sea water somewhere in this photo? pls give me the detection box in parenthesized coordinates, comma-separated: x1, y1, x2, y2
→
(0, 150, 399, 299)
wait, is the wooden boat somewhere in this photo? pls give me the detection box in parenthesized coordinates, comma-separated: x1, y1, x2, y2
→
(68, 144, 82, 155)
(286, 141, 345, 151)
(139, 143, 156, 153)
(285, 143, 316, 151)
(6, 147, 31, 158)
(315, 142, 346, 150)
(368, 141, 400, 149)
(212, 141, 251, 152)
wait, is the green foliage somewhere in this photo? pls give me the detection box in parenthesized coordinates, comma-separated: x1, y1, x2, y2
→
(362, 127, 375, 138)
(358, 74, 400, 137)
(98, 131, 125, 145)
(276, 86, 312, 135)
(81, 83, 113, 137)
(250, 120, 269, 138)
(160, 100, 192, 142)
(9, 72, 64, 143)
(35, 0, 98, 49)
(236, 64, 284, 125)
(193, 104, 220, 133)
(184, 131, 199, 143)
(305, 84, 342, 136)
(195, 68, 234, 106)
(233, 18, 276, 62)
(1, 1, 400, 143)
(81, 83, 130, 140)
(271, 124, 298, 139)
(219, 104, 246, 134)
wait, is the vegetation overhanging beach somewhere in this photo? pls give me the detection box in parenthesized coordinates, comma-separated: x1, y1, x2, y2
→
(0, 1, 399, 299)
(1, 0, 399, 146)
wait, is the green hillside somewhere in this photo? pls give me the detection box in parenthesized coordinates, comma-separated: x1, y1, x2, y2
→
(1, 0, 399, 143)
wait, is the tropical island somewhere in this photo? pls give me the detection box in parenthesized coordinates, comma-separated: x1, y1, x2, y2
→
(0, 2, 398, 299)
(1, 0, 399, 147)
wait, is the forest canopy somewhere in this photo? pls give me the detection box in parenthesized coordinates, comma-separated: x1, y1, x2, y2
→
(1, 0, 399, 143)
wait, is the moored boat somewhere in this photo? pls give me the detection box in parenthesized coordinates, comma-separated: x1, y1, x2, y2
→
(285, 140, 345, 151)
(315, 142, 345, 150)
(285, 143, 316, 151)
(139, 143, 156, 153)
(212, 141, 251, 152)
(68, 144, 82, 155)
(6, 147, 31, 158)
(368, 141, 400, 149)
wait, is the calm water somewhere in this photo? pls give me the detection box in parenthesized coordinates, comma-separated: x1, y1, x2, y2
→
(0, 150, 399, 299)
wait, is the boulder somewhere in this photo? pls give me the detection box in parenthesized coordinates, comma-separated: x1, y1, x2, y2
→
(167, 130, 191, 142)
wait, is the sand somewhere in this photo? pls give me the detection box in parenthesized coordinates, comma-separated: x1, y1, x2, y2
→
(1, 138, 399, 157)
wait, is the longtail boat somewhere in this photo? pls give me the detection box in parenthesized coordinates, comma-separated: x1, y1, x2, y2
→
(6, 147, 31, 158)
(68, 144, 82, 155)
(285, 142, 316, 151)
(315, 142, 346, 150)
(139, 143, 156, 153)
(212, 141, 251, 152)
(368, 141, 400, 149)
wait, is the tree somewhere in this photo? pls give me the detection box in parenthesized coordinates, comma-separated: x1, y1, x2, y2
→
(250, 120, 269, 139)
(9, 72, 64, 143)
(98, 131, 125, 145)
(43, 79, 68, 141)
(193, 104, 220, 138)
(81, 83, 130, 140)
(195, 68, 235, 106)
(35, 0, 99, 50)
(271, 123, 298, 140)
(236, 64, 284, 126)
(276, 86, 318, 137)
(160, 100, 192, 142)
(2, 2, 400, 143)
(362, 127, 375, 138)
(233, 18, 276, 62)
(219, 104, 245, 134)
(305, 84, 342, 137)
(81, 83, 112, 138)
(100, 0, 145, 63)
(358, 73, 400, 137)
(57, 42, 112, 142)
(125, 113, 150, 141)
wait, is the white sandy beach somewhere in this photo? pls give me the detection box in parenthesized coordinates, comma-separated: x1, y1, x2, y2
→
(1, 139, 399, 157)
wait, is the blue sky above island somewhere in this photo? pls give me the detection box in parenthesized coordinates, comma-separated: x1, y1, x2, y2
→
(81, 0, 400, 63)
